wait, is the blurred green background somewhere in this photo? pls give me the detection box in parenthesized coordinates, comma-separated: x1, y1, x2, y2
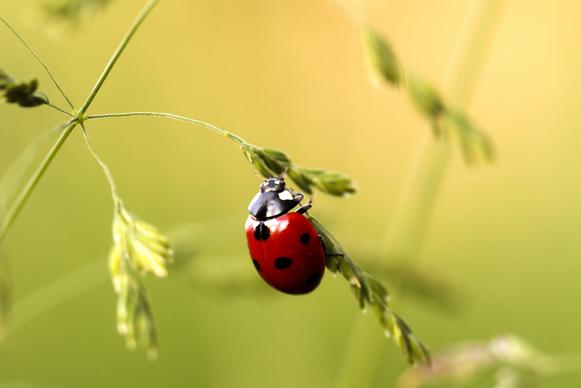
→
(1, 0, 580, 387)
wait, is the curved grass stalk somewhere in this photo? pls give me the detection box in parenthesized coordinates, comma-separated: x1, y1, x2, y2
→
(333, 1, 506, 387)
(79, 123, 120, 200)
(85, 112, 357, 197)
(85, 111, 246, 146)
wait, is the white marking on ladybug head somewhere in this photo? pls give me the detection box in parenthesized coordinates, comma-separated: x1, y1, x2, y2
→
(261, 177, 286, 193)
(278, 190, 294, 201)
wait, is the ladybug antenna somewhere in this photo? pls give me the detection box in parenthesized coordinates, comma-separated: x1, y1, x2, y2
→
(281, 166, 290, 177)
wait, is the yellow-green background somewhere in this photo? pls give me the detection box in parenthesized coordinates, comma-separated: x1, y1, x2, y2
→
(1, 0, 580, 387)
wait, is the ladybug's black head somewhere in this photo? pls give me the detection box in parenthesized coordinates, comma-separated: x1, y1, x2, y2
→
(248, 177, 304, 221)
(260, 177, 286, 193)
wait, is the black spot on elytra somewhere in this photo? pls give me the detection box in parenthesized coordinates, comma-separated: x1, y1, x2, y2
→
(299, 233, 311, 245)
(253, 223, 270, 241)
(274, 257, 293, 270)
(252, 259, 261, 272)
(306, 272, 322, 286)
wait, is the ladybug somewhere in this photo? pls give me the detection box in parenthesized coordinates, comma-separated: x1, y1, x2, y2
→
(245, 177, 326, 294)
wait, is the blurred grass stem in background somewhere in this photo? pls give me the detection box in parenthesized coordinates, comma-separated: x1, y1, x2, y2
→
(333, 1, 506, 387)
(382, 0, 506, 262)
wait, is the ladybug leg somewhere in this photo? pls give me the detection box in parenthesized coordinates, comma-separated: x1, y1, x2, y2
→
(320, 237, 328, 256)
(296, 200, 312, 214)
(320, 237, 344, 273)
(320, 237, 343, 258)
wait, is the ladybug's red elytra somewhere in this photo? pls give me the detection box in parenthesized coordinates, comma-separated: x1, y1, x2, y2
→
(245, 177, 326, 294)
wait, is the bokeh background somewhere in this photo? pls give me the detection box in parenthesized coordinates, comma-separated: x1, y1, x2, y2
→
(1, 0, 580, 387)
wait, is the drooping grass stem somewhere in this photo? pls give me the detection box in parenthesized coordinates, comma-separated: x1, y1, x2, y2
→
(333, 1, 506, 387)
(85, 111, 247, 146)
(80, 124, 121, 202)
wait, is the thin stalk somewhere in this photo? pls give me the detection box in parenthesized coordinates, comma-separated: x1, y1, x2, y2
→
(0, 119, 77, 244)
(333, 1, 506, 387)
(0, 16, 74, 110)
(46, 103, 73, 117)
(85, 111, 247, 146)
(80, 124, 120, 200)
(78, 0, 158, 115)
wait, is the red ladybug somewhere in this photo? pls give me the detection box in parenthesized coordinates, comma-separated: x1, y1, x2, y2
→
(245, 177, 326, 294)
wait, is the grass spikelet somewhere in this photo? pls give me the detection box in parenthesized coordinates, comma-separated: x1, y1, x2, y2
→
(363, 26, 401, 87)
(309, 215, 430, 366)
(0, 69, 48, 108)
(242, 145, 357, 197)
(42, 0, 112, 25)
(108, 202, 170, 357)
(397, 335, 557, 388)
(361, 25, 494, 164)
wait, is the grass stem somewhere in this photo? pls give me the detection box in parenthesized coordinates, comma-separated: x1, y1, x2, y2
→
(46, 103, 73, 117)
(382, 0, 506, 261)
(333, 1, 506, 387)
(78, 0, 158, 115)
(0, 119, 77, 244)
(80, 124, 120, 201)
(85, 111, 248, 146)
